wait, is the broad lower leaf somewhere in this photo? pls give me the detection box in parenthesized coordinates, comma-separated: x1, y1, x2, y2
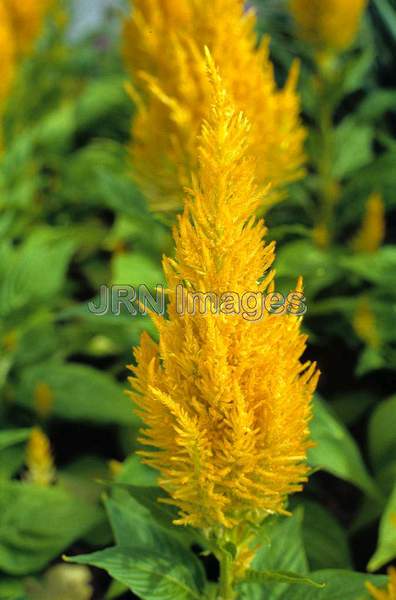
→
(67, 547, 202, 600)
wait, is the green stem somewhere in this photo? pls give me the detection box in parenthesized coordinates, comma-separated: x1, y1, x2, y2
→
(218, 551, 236, 600)
(314, 54, 340, 247)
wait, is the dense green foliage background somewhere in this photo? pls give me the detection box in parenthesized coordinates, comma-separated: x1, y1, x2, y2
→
(0, 1, 395, 598)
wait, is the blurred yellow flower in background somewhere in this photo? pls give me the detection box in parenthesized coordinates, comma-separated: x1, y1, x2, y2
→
(4, 0, 51, 58)
(0, 0, 50, 134)
(352, 192, 385, 253)
(34, 382, 54, 420)
(353, 296, 380, 350)
(367, 567, 396, 600)
(128, 59, 318, 544)
(123, 0, 306, 213)
(289, 0, 367, 53)
(0, 3, 15, 114)
(26, 427, 55, 486)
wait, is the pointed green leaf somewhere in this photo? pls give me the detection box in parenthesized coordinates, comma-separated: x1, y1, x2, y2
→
(368, 482, 396, 571)
(309, 398, 381, 500)
(243, 569, 324, 589)
(15, 363, 138, 426)
(0, 429, 31, 451)
(67, 547, 202, 600)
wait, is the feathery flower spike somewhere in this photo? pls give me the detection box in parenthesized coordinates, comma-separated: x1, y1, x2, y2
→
(128, 58, 319, 551)
(123, 0, 305, 212)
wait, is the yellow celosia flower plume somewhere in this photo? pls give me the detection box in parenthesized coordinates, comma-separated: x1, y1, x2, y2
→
(128, 60, 319, 539)
(289, 0, 367, 53)
(26, 427, 55, 486)
(123, 0, 306, 213)
(352, 192, 386, 254)
(367, 567, 396, 600)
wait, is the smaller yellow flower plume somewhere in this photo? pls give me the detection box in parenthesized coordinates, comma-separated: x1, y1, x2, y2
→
(353, 296, 380, 350)
(34, 382, 54, 420)
(367, 567, 396, 600)
(352, 193, 385, 254)
(289, 0, 367, 53)
(123, 0, 306, 213)
(26, 427, 55, 486)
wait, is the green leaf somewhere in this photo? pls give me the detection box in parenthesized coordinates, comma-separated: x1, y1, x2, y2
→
(112, 484, 180, 530)
(109, 485, 196, 549)
(0, 230, 75, 318)
(114, 455, 158, 487)
(268, 570, 387, 600)
(355, 347, 387, 377)
(275, 241, 340, 298)
(340, 43, 375, 96)
(301, 500, 352, 570)
(332, 118, 373, 179)
(0, 429, 31, 451)
(67, 495, 205, 600)
(368, 395, 396, 472)
(0, 445, 26, 480)
(104, 579, 129, 600)
(368, 482, 396, 571)
(309, 398, 381, 500)
(372, 0, 396, 41)
(243, 569, 324, 589)
(0, 577, 25, 599)
(0, 481, 101, 575)
(15, 363, 139, 426)
(67, 547, 202, 600)
(241, 510, 308, 600)
(111, 252, 165, 289)
(340, 247, 396, 288)
(357, 89, 396, 121)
